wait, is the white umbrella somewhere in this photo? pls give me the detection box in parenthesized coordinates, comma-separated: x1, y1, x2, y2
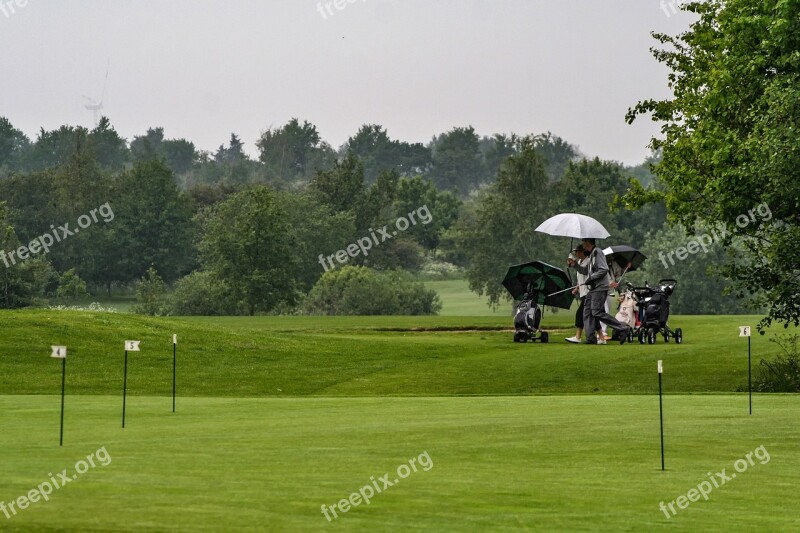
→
(535, 213, 611, 285)
(534, 213, 610, 239)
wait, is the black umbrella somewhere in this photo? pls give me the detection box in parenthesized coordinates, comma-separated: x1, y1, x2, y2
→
(602, 245, 647, 282)
(502, 260, 575, 310)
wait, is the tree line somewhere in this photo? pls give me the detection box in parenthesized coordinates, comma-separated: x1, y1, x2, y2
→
(0, 115, 750, 315)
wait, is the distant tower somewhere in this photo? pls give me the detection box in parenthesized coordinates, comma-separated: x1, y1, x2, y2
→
(83, 60, 109, 127)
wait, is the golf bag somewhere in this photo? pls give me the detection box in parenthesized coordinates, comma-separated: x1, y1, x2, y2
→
(513, 296, 548, 343)
(615, 289, 638, 328)
(645, 292, 669, 328)
(631, 279, 683, 344)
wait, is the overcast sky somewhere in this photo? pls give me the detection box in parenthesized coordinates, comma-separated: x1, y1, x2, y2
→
(0, 0, 697, 165)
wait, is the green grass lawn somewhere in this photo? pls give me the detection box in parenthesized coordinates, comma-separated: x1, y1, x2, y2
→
(0, 309, 796, 531)
(0, 311, 784, 396)
(423, 279, 508, 316)
(1, 395, 797, 532)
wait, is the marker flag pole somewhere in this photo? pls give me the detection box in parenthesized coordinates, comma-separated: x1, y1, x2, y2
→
(740, 326, 752, 415)
(748, 335, 752, 415)
(51, 346, 67, 446)
(658, 359, 664, 471)
(60, 357, 66, 446)
(172, 334, 177, 413)
(122, 341, 141, 428)
(122, 348, 128, 428)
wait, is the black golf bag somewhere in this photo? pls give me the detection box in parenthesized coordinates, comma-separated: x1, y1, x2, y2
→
(645, 292, 670, 328)
(632, 279, 683, 344)
(513, 296, 548, 343)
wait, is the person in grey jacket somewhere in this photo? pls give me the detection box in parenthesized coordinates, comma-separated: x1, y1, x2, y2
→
(572, 238, 631, 345)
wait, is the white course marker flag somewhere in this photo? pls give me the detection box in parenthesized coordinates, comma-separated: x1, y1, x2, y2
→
(51, 346, 67, 359)
(125, 341, 141, 351)
(658, 360, 663, 374)
(739, 326, 751, 337)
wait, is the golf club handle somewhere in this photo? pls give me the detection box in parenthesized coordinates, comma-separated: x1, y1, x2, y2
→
(546, 284, 580, 298)
(616, 266, 630, 284)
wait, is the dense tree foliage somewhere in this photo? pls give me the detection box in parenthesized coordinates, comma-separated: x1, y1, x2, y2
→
(197, 186, 299, 315)
(0, 112, 754, 317)
(625, 0, 800, 329)
(256, 118, 336, 184)
(343, 124, 430, 183)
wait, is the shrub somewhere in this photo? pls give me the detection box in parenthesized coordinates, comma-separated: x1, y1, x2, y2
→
(132, 266, 168, 316)
(165, 270, 237, 316)
(303, 266, 441, 315)
(56, 268, 89, 303)
(755, 335, 800, 393)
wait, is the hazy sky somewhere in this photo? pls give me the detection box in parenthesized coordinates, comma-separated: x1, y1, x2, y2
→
(1, 0, 697, 165)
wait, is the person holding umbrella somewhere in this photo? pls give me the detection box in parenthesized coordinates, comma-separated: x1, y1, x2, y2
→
(571, 238, 631, 345)
(565, 245, 602, 344)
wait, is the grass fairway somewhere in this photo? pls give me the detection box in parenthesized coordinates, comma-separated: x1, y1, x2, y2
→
(1, 395, 797, 531)
(423, 279, 508, 316)
(0, 310, 797, 531)
(0, 312, 786, 396)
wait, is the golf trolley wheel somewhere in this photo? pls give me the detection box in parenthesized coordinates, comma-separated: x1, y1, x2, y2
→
(647, 328, 657, 345)
(663, 331, 670, 343)
(675, 328, 683, 344)
(638, 328, 646, 344)
(541, 331, 549, 343)
(628, 329, 635, 343)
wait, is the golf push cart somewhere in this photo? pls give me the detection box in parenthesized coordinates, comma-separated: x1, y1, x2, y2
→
(502, 260, 575, 344)
(628, 278, 683, 344)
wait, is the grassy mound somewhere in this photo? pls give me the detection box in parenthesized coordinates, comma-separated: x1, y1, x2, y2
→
(0, 310, 785, 396)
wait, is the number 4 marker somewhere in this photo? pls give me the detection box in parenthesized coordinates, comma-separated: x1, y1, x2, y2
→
(51, 346, 67, 359)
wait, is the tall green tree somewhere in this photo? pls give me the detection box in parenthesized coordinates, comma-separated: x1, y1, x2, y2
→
(531, 132, 579, 182)
(198, 186, 298, 315)
(625, 0, 800, 328)
(0, 117, 31, 173)
(394, 175, 461, 254)
(256, 118, 336, 183)
(24, 126, 85, 172)
(344, 124, 430, 183)
(113, 159, 195, 285)
(454, 136, 560, 307)
(428, 126, 484, 195)
(88, 117, 128, 171)
(481, 133, 518, 182)
(131, 127, 199, 176)
(278, 192, 355, 291)
(309, 152, 366, 215)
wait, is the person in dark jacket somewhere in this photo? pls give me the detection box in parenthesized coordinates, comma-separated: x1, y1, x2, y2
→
(573, 238, 631, 345)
